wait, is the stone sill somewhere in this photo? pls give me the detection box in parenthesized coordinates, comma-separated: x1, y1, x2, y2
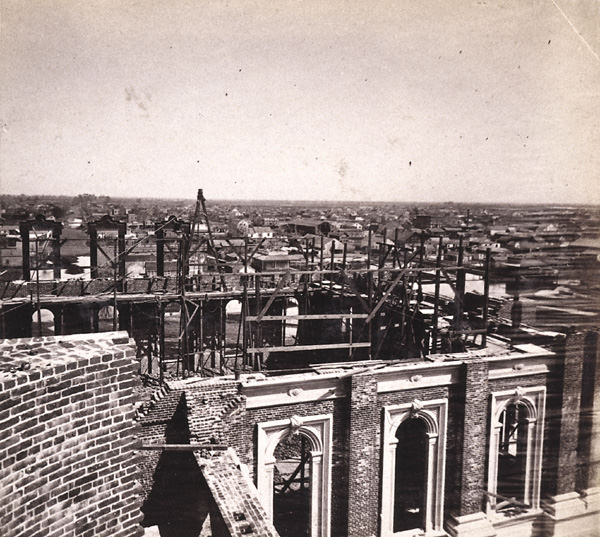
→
(489, 507, 543, 528)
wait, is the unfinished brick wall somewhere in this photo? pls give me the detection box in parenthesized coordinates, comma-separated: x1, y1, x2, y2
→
(197, 448, 279, 537)
(0, 332, 143, 537)
(137, 377, 248, 533)
(137, 340, 582, 537)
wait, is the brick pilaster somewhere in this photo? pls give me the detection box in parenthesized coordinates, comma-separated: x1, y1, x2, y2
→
(555, 332, 585, 494)
(347, 373, 379, 537)
(458, 359, 489, 516)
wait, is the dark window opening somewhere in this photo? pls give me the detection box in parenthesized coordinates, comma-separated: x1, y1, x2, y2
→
(32, 308, 55, 336)
(394, 418, 427, 532)
(273, 434, 311, 537)
(497, 402, 529, 509)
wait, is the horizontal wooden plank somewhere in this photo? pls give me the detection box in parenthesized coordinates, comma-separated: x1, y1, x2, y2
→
(246, 313, 369, 321)
(247, 342, 371, 353)
(138, 443, 228, 451)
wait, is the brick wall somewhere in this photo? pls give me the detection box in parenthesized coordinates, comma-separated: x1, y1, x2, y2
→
(136, 341, 574, 537)
(346, 373, 378, 537)
(457, 359, 489, 516)
(137, 378, 248, 533)
(197, 448, 279, 537)
(0, 332, 143, 537)
(555, 332, 585, 495)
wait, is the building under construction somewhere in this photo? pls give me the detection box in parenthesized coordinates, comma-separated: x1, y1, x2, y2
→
(0, 191, 598, 537)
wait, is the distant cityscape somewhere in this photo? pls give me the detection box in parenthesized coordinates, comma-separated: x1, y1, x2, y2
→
(1, 193, 599, 336)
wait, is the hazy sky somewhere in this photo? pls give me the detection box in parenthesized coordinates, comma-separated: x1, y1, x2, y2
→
(1, 0, 599, 203)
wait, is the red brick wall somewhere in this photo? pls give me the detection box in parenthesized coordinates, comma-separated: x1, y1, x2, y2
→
(0, 334, 143, 537)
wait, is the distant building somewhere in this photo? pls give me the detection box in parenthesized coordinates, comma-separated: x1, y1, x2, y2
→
(251, 253, 290, 272)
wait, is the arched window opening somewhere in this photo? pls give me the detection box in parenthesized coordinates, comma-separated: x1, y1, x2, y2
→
(497, 401, 529, 506)
(284, 298, 299, 345)
(394, 418, 427, 533)
(273, 433, 312, 537)
(225, 299, 243, 348)
(163, 302, 181, 358)
(487, 387, 545, 516)
(98, 305, 119, 332)
(32, 308, 55, 336)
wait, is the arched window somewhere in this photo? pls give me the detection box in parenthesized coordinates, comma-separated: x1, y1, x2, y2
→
(225, 299, 243, 348)
(394, 418, 427, 532)
(284, 298, 299, 345)
(273, 433, 312, 537)
(256, 414, 332, 537)
(496, 401, 530, 504)
(31, 308, 55, 336)
(98, 304, 119, 332)
(381, 399, 447, 536)
(487, 387, 545, 516)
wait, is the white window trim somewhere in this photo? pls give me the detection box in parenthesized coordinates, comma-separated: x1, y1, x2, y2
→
(380, 398, 448, 536)
(256, 414, 332, 537)
(486, 386, 546, 515)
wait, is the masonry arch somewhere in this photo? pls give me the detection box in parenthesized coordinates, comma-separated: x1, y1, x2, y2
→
(98, 304, 119, 332)
(225, 299, 243, 347)
(284, 298, 299, 345)
(163, 301, 182, 358)
(393, 418, 427, 532)
(380, 399, 447, 536)
(256, 414, 332, 537)
(272, 432, 313, 537)
(487, 387, 545, 515)
(31, 308, 55, 336)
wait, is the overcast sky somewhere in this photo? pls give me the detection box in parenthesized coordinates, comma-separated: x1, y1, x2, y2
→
(1, 0, 599, 203)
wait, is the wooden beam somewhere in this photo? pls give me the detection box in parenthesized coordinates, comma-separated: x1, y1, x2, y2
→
(247, 342, 371, 353)
(365, 267, 408, 324)
(255, 270, 290, 323)
(247, 238, 267, 263)
(139, 443, 228, 451)
(440, 267, 464, 307)
(246, 313, 368, 321)
(339, 269, 371, 314)
(178, 301, 200, 340)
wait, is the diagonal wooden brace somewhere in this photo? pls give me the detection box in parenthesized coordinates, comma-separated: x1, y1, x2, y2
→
(365, 267, 408, 324)
(255, 270, 290, 323)
(339, 270, 371, 314)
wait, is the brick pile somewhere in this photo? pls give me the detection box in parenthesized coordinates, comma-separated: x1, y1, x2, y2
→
(0, 331, 143, 537)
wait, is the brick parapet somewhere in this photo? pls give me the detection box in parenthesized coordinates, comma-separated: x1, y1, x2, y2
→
(0, 331, 143, 537)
